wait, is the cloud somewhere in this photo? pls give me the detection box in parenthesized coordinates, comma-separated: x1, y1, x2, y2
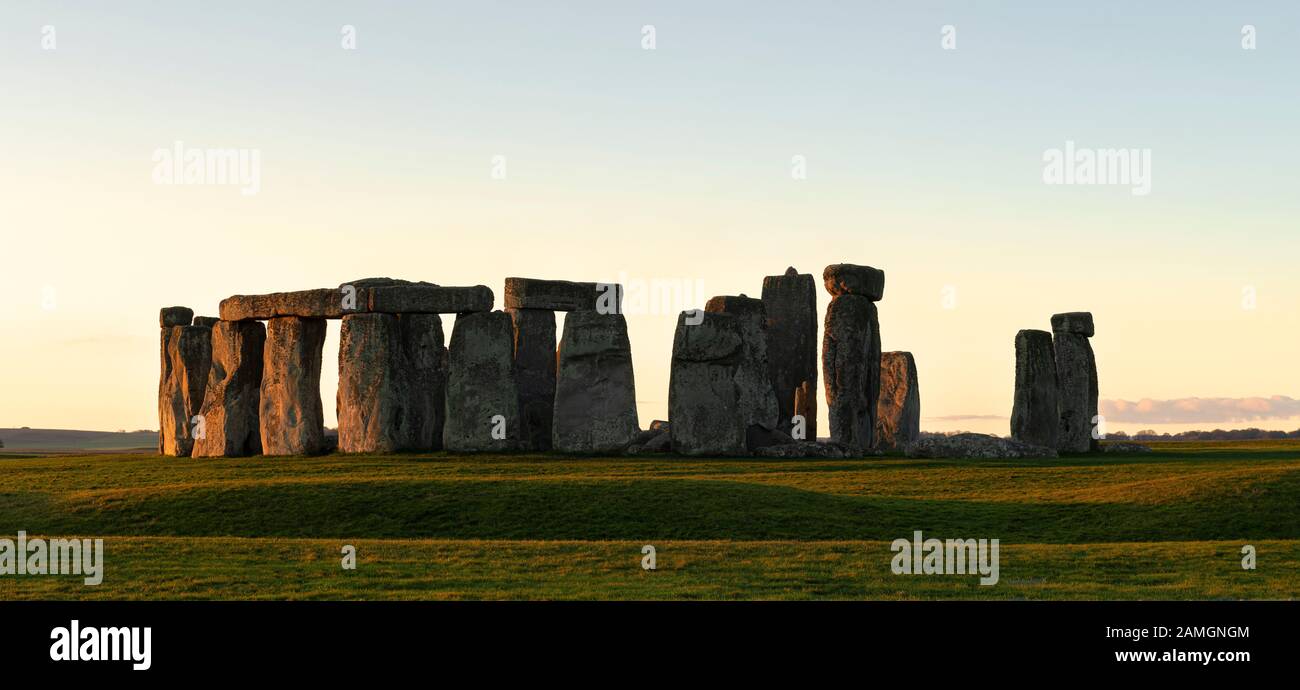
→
(925, 414, 1006, 421)
(1101, 396, 1300, 424)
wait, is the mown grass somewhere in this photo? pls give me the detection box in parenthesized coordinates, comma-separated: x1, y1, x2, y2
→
(1, 440, 1297, 600)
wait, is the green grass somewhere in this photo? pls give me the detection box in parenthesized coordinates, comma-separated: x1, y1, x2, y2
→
(1, 440, 1297, 600)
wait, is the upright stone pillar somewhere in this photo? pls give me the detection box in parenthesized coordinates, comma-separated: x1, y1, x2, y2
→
(552, 310, 639, 453)
(444, 311, 521, 452)
(158, 307, 211, 457)
(669, 310, 746, 455)
(1052, 312, 1097, 454)
(337, 313, 446, 453)
(821, 264, 884, 453)
(704, 295, 780, 447)
(761, 268, 818, 440)
(193, 320, 265, 458)
(875, 351, 920, 451)
(259, 316, 327, 456)
(1010, 330, 1059, 450)
(508, 308, 556, 451)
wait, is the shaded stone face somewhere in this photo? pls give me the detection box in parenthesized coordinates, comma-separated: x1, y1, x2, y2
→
(669, 311, 746, 456)
(1010, 329, 1059, 450)
(158, 323, 212, 457)
(704, 295, 780, 442)
(443, 311, 521, 452)
(192, 316, 220, 328)
(508, 308, 556, 451)
(822, 294, 880, 452)
(336, 313, 446, 453)
(1054, 331, 1096, 453)
(160, 307, 194, 328)
(822, 264, 885, 301)
(259, 317, 327, 456)
(219, 282, 492, 320)
(761, 268, 818, 439)
(503, 277, 622, 313)
(193, 320, 265, 458)
(552, 310, 639, 453)
(1050, 311, 1094, 338)
(875, 351, 920, 451)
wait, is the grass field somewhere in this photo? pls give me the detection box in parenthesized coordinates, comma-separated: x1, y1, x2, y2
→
(1, 440, 1297, 600)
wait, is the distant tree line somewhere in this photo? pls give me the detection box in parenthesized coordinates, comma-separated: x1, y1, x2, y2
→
(1109, 428, 1300, 441)
(918, 428, 1300, 442)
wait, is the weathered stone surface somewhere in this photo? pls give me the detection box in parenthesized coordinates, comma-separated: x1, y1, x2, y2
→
(553, 310, 640, 453)
(444, 311, 521, 452)
(508, 308, 556, 451)
(193, 320, 265, 458)
(705, 295, 780, 444)
(1010, 330, 1059, 449)
(503, 278, 622, 313)
(1054, 328, 1097, 454)
(1051, 311, 1095, 338)
(259, 317, 327, 456)
(1103, 442, 1152, 454)
(762, 267, 818, 440)
(193, 316, 219, 328)
(823, 264, 885, 301)
(875, 351, 920, 451)
(336, 313, 446, 453)
(158, 324, 212, 457)
(220, 281, 492, 320)
(649, 420, 670, 433)
(669, 311, 746, 455)
(754, 440, 858, 459)
(221, 288, 347, 321)
(625, 428, 671, 455)
(160, 307, 193, 328)
(822, 294, 881, 452)
(366, 284, 493, 315)
(905, 433, 1057, 459)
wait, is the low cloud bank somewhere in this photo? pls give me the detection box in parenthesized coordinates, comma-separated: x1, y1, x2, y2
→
(1101, 396, 1300, 424)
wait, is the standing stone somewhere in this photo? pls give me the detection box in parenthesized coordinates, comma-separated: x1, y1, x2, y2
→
(1010, 330, 1059, 450)
(193, 320, 265, 458)
(1052, 312, 1097, 454)
(669, 310, 746, 455)
(762, 267, 818, 440)
(336, 313, 446, 453)
(822, 294, 881, 452)
(553, 310, 639, 453)
(875, 351, 920, 451)
(704, 295, 780, 446)
(158, 315, 212, 457)
(160, 306, 194, 328)
(444, 311, 521, 452)
(509, 308, 556, 451)
(259, 317, 327, 456)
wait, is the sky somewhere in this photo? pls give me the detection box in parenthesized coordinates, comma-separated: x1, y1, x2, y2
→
(2, 1, 1299, 437)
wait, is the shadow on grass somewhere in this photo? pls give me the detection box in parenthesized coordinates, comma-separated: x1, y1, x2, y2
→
(16, 473, 1298, 543)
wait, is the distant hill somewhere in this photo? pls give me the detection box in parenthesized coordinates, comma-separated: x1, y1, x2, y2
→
(0, 428, 156, 452)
